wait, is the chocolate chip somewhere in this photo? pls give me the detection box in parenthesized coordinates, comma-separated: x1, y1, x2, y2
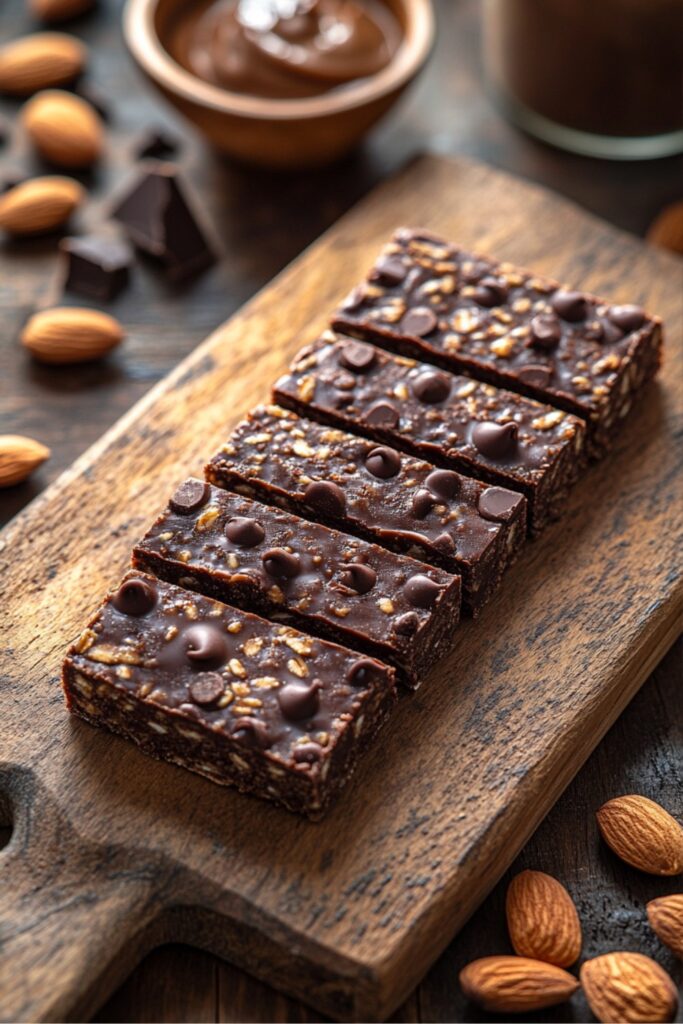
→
(425, 468, 459, 500)
(412, 488, 435, 518)
(170, 479, 210, 514)
(232, 718, 271, 749)
(339, 340, 376, 372)
(433, 532, 456, 554)
(361, 400, 400, 428)
(261, 547, 300, 580)
(365, 445, 401, 479)
(304, 480, 346, 516)
(478, 486, 523, 523)
(226, 516, 265, 548)
(374, 255, 406, 285)
(404, 574, 442, 609)
(529, 313, 562, 350)
(551, 290, 589, 322)
(608, 304, 646, 333)
(394, 611, 419, 636)
(472, 277, 508, 307)
(278, 679, 322, 721)
(518, 364, 553, 388)
(347, 658, 379, 687)
(293, 742, 324, 763)
(412, 370, 451, 404)
(472, 421, 519, 459)
(112, 577, 156, 616)
(184, 624, 227, 666)
(60, 235, 132, 302)
(599, 319, 625, 344)
(189, 672, 224, 706)
(339, 562, 376, 594)
(400, 307, 438, 337)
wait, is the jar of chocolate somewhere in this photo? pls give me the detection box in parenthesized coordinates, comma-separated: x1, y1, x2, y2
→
(483, 0, 683, 159)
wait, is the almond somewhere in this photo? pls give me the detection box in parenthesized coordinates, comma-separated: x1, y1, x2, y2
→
(506, 870, 582, 967)
(647, 894, 683, 959)
(30, 0, 96, 23)
(459, 955, 579, 1013)
(580, 952, 678, 1023)
(22, 89, 103, 168)
(0, 435, 51, 487)
(0, 175, 84, 235)
(0, 33, 86, 96)
(596, 795, 683, 876)
(647, 200, 683, 256)
(21, 307, 124, 364)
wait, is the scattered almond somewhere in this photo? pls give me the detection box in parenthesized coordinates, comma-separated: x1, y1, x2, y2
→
(0, 33, 86, 96)
(459, 955, 579, 1013)
(506, 869, 582, 967)
(0, 175, 84, 235)
(647, 894, 683, 959)
(30, 0, 96, 22)
(22, 89, 103, 167)
(0, 435, 51, 487)
(596, 795, 683, 876)
(647, 200, 683, 256)
(21, 307, 124, 364)
(581, 952, 678, 1023)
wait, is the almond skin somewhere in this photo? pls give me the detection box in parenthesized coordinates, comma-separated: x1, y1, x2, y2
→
(596, 795, 683, 875)
(0, 435, 51, 487)
(0, 33, 86, 96)
(22, 89, 103, 168)
(0, 176, 84, 235)
(581, 952, 678, 1023)
(647, 894, 683, 958)
(506, 869, 582, 967)
(30, 0, 96, 22)
(21, 307, 124, 364)
(459, 955, 579, 1013)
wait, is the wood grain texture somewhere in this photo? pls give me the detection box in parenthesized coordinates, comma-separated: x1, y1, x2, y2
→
(0, 155, 682, 1023)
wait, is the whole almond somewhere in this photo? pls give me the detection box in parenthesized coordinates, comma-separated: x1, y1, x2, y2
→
(459, 955, 579, 1013)
(506, 870, 582, 967)
(30, 0, 96, 22)
(581, 952, 678, 1023)
(22, 89, 103, 167)
(596, 795, 683, 875)
(0, 435, 51, 487)
(0, 33, 86, 96)
(21, 307, 124, 364)
(647, 200, 683, 256)
(647, 894, 683, 958)
(0, 176, 84, 235)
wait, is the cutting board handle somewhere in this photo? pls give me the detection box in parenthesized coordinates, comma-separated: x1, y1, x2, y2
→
(0, 767, 164, 1023)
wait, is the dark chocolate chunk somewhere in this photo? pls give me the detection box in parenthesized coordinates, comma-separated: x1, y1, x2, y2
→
(348, 658, 380, 686)
(478, 486, 523, 523)
(517, 364, 553, 388)
(338, 562, 376, 594)
(394, 611, 419, 635)
(278, 679, 322, 721)
(412, 488, 435, 518)
(608, 304, 646, 332)
(472, 421, 519, 459)
(400, 307, 438, 337)
(133, 126, 181, 161)
(293, 742, 324, 763)
(226, 516, 265, 547)
(374, 255, 406, 285)
(189, 672, 225, 706)
(184, 624, 227, 666)
(59, 235, 132, 301)
(529, 313, 562, 350)
(111, 164, 215, 282)
(304, 480, 346, 516)
(112, 577, 157, 616)
(551, 290, 589, 322)
(412, 369, 451, 404)
(425, 468, 460, 500)
(472, 276, 508, 307)
(404, 574, 442, 609)
(361, 399, 400, 428)
(261, 547, 300, 580)
(231, 717, 271, 749)
(339, 340, 376, 372)
(170, 479, 209, 514)
(365, 445, 401, 479)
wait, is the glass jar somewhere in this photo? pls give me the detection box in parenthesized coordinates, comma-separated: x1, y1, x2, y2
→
(483, 0, 683, 159)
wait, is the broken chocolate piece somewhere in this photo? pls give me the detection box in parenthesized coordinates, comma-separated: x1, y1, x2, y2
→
(59, 235, 132, 301)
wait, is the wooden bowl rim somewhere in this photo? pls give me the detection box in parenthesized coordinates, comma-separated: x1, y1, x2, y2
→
(123, 0, 435, 121)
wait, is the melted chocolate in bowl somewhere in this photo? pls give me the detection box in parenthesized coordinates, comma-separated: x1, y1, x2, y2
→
(164, 0, 402, 99)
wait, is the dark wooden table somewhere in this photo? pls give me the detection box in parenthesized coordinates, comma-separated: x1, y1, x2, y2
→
(1, 1, 681, 1020)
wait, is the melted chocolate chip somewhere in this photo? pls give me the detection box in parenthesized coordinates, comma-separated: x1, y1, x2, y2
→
(226, 516, 265, 548)
(278, 679, 322, 721)
(608, 304, 646, 333)
(529, 313, 562, 350)
(184, 624, 227, 666)
(347, 658, 380, 687)
(518, 364, 553, 388)
(170, 479, 210, 514)
(412, 488, 435, 518)
(365, 445, 401, 479)
(339, 340, 376, 372)
(293, 742, 323, 763)
(551, 290, 589, 322)
(425, 468, 459, 500)
(261, 547, 300, 580)
(304, 480, 346, 516)
(339, 562, 376, 594)
(472, 276, 508, 307)
(478, 486, 523, 523)
(112, 577, 157, 616)
(188, 672, 225, 706)
(231, 717, 271, 749)
(361, 399, 400, 428)
(472, 421, 519, 459)
(404, 574, 442, 609)
(412, 370, 451, 404)
(394, 611, 419, 636)
(374, 255, 407, 285)
(400, 307, 438, 337)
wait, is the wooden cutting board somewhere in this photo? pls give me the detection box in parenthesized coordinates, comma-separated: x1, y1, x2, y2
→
(1, 155, 681, 1024)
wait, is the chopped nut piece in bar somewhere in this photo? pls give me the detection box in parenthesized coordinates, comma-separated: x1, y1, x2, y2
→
(133, 481, 461, 689)
(274, 332, 586, 532)
(206, 405, 527, 615)
(333, 228, 663, 454)
(62, 571, 397, 819)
